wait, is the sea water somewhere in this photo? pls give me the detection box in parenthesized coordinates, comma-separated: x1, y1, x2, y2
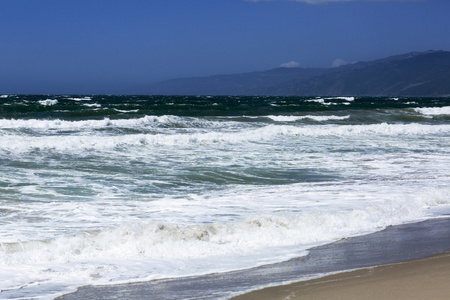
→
(1, 95, 450, 299)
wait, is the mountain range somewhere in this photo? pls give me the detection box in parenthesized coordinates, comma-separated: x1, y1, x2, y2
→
(130, 50, 450, 97)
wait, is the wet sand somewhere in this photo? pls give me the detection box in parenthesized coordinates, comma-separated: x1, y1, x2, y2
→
(59, 217, 450, 300)
(231, 253, 450, 300)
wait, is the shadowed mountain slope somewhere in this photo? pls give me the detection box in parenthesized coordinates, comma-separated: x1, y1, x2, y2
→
(131, 51, 450, 97)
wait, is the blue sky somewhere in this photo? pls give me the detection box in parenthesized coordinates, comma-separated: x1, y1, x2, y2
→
(1, 0, 449, 94)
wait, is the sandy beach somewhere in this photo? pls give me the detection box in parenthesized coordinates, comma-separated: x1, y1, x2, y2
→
(232, 253, 450, 300)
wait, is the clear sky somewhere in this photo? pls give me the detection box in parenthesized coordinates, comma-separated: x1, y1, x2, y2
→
(1, 0, 449, 94)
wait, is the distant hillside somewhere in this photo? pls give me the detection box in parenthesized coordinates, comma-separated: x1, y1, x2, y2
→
(131, 51, 450, 97)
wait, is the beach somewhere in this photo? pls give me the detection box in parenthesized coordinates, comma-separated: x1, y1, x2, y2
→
(232, 253, 450, 300)
(59, 217, 450, 300)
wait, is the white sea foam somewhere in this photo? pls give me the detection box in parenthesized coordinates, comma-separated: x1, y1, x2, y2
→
(326, 96, 355, 101)
(38, 99, 58, 106)
(305, 97, 354, 106)
(113, 108, 139, 113)
(305, 98, 326, 104)
(414, 106, 450, 116)
(0, 123, 449, 153)
(0, 115, 209, 131)
(305, 99, 340, 106)
(267, 115, 350, 122)
(83, 103, 102, 108)
(1, 184, 449, 300)
(67, 96, 92, 101)
(0, 117, 446, 135)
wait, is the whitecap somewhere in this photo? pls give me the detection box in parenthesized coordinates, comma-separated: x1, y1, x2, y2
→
(113, 108, 139, 113)
(325, 96, 355, 101)
(267, 115, 350, 122)
(67, 97, 92, 101)
(414, 106, 450, 116)
(38, 99, 58, 106)
(83, 103, 102, 108)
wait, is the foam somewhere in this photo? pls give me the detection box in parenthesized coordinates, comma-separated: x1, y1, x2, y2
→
(305, 98, 327, 104)
(0, 117, 445, 135)
(113, 108, 139, 113)
(326, 96, 355, 101)
(267, 115, 350, 122)
(2, 114, 447, 139)
(1, 185, 449, 299)
(82, 103, 102, 108)
(0, 115, 222, 131)
(1, 122, 449, 154)
(67, 97, 92, 101)
(304, 97, 354, 106)
(414, 106, 450, 116)
(38, 99, 58, 106)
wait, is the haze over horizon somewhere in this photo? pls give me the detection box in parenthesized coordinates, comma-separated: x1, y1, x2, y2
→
(1, 0, 449, 94)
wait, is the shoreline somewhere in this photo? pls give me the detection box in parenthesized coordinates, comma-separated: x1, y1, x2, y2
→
(231, 252, 450, 300)
(59, 217, 450, 300)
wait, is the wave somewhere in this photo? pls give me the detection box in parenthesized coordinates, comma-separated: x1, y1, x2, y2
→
(1, 115, 447, 134)
(113, 108, 139, 113)
(66, 97, 92, 101)
(38, 99, 58, 106)
(304, 97, 354, 106)
(0, 115, 220, 131)
(82, 103, 102, 108)
(326, 96, 355, 101)
(414, 106, 450, 116)
(267, 115, 350, 122)
(1, 187, 448, 298)
(1, 123, 449, 153)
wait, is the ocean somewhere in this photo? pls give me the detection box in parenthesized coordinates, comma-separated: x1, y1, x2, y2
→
(1, 95, 450, 300)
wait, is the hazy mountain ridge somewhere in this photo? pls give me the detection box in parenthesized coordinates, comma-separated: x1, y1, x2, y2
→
(132, 51, 450, 96)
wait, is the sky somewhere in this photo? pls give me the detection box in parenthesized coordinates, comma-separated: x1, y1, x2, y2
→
(1, 0, 449, 94)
